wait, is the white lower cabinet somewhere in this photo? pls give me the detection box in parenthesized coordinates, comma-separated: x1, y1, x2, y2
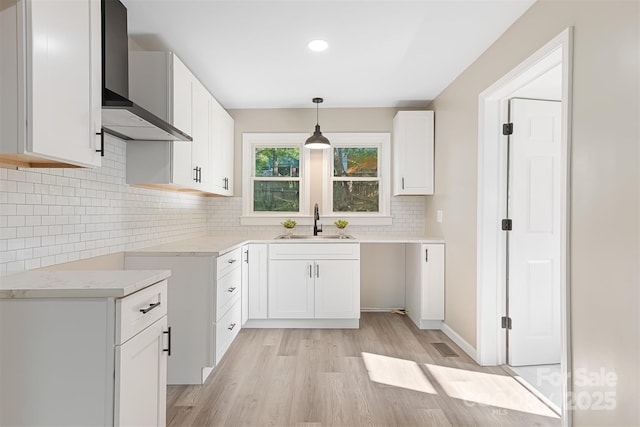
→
(0, 279, 169, 426)
(269, 259, 315, 318)
(314, 259, 360, 319)
(267, 243, 360, 321)
(214, 249, 242, 366)
(405, 243, 445, 329)
(125, 248, 243, 385)
(115, 315, 168, 427)
(244, 243, 269, 321)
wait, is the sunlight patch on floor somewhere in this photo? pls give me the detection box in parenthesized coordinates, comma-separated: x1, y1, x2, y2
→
(361, 352, 437, 394)
(425, 364, 559, 418)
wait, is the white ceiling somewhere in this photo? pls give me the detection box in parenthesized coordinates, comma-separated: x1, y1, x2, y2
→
(122, 0, 536, 109)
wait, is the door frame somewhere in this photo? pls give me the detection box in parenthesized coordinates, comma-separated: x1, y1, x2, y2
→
(475, 28, 572, 425)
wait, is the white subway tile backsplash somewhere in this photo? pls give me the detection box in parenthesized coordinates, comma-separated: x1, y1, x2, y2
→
(7, 216, 25, 227)
(1, 134, 427, 276)
(0, 135, 208, 276)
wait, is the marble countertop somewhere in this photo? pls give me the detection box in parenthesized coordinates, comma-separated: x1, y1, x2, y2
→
(0, 270, 171, 299)
(126, 234, 445, 257)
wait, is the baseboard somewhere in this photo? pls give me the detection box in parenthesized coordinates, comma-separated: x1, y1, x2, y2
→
(419, 319, 443, 329)
(244, 319, 359, 329)
(441, 322, 477, 361)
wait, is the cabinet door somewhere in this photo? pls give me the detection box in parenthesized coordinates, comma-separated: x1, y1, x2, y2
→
(209, 99, 226, 192)
(422, 244, 445, 321)
(220, 109, 235, 195)
(171, 55, 193, 187)
(209, 99, 234, 195)
(393, 111, 434, 195)
(268, 260, 314, 318)
(241, 245, 249, 324)
(28, 0, 101, 167)
(115, 316, 168, 427)
(315, 260, 360, 318)
(247, 244, 268, 320)
(191, 80, 212, 190)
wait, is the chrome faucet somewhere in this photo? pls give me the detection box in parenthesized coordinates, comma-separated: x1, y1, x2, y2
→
(313, 203, 323, 236)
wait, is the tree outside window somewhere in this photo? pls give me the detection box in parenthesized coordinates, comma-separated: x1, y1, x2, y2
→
(332, 147, 380, 213)
(253, 147, 301, 212)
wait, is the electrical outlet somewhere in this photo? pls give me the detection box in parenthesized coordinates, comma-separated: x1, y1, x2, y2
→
(436, 210, 443, 223)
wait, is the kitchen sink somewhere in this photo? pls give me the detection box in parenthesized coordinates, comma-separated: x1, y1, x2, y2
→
(275, 234, 355, 240)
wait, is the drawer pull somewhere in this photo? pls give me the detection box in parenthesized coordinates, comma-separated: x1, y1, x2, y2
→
(139, 302, 161, 314)
(228, 323, 237, 331)
(163, 327, 172, 356)
(227, 259, 237, 264)
(227, 286, 237, 293)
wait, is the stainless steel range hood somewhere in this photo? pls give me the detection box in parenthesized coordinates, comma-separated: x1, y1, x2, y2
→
(101, 0, 192, 142)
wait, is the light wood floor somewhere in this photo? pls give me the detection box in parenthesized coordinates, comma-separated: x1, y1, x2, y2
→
(167, 313, 560, 426)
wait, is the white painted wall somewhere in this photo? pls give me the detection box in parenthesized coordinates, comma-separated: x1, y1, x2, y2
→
(360, 243, 406, 310)
(426, 1, 639, 424)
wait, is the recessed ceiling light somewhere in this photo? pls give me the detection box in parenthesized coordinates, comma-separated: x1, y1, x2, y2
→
(308, 39, 329, 52)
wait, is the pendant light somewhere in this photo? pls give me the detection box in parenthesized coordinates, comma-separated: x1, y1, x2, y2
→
(304, 97, 331, 149)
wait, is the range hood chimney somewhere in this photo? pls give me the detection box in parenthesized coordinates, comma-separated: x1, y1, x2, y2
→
(101, 0, 192, 142)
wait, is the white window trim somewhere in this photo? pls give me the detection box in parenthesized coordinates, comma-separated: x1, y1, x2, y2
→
(241, 133, 311, 225)
(321, 133, 392, 225)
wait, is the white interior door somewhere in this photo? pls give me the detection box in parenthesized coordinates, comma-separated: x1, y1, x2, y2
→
(508, 98, 562, 366)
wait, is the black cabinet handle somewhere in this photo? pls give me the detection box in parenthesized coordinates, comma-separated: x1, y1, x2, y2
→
(96, 129, 104, 157)
(227, 286, 237, 293)
(193, 167, 202, 183)
(425, 248, 429, 262)
(227, 259, 237, 264)
(228, 323, 236, 331)
(139, 301, 161, 314)
(163, 326, 171, 356)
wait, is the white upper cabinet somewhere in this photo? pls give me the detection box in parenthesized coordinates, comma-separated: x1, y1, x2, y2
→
(0, 0, 102, 168)
(393, 111, 434, 195)
(171, 54, 195, 187)
(210, 99, 234, 196)
(126, 51, 234, 196)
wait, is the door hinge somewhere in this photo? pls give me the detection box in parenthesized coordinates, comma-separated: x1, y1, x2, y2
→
(502, 123, 513, 135)
(501, 219, 512, 231)
(501, 316, 512, 329)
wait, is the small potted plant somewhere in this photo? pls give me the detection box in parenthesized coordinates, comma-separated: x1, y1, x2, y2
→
(334, 219, 349, 237)
(281, 219, 297, 238)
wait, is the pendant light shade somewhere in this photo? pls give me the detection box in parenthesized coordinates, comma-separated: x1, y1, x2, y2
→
(305, 98, 331, 149)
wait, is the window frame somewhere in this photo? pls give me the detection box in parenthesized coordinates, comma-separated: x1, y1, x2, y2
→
(321, 133, 391, 224)
(242, 133, 311, 223)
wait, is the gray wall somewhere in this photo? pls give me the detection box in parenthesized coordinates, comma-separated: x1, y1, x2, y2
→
(426, 0, 639, 425)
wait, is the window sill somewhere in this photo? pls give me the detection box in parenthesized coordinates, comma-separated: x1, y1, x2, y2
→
(240, 215, 393, 226)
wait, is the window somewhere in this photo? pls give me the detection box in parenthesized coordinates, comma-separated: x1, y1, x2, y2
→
(322, 133, 391, 221)
(242, 134, 310, 220)
(253, 147, 300, 212)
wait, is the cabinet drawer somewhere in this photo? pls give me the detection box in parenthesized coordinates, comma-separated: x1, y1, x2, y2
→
(215, 299, 241, 365)
(216, 248, 242, 278)
(116, 280, 168, 345)
(269, 243, 360, 260)
(216, 267, 241, 318)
